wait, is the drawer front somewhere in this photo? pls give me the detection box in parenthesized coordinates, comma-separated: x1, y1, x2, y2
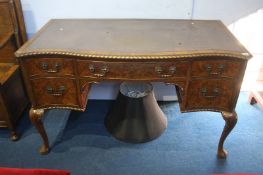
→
(77, 60, 189, 80)
(185, 79, 235, 111)
(24, 58, 74, 77)
(0, 3, 14, 34)
(0, 38, 17, 62)
(0, 121, 7, 128)
(0, 105, 7, 127)
(191, 60, 242, 78)
(30, 78, 79, 108)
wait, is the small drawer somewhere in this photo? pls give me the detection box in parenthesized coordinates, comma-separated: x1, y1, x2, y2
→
(185, 79, 235, 111)
(191, 60, 243, 78)
(23, 58, 74, 77)
(30, 78, 79, 108)
(77, 60, 189, 80)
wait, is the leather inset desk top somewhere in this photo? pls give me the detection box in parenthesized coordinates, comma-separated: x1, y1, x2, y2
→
(16, 19, 251, 59)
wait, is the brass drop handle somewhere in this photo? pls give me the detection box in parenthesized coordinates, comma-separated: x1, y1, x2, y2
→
(88, 64, 95, 73)
(88, 64, 109, 77)
(200, 87, 220, 98)
(204, 64, 225, 76)
(155, 66, 162, 74)
(155, 66, 176, 78)
(46, 85, 66, 96)
(41, 62, 61, 73)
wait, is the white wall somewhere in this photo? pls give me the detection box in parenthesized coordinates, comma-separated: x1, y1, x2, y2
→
(193, 0, 263, 25)
(192, 0, 263, 91)
(21, 0, 193, 36)
(20, 0, 263, 99)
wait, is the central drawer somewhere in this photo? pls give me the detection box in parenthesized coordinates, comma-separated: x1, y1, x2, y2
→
(77, 60, 189, 80)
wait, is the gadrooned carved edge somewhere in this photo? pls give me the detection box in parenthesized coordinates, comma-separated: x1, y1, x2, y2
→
(36, 106, 86, 112)
(36, 105, 232, 113)
(180, 108, 233, 113)
(15, 49, 252, 60)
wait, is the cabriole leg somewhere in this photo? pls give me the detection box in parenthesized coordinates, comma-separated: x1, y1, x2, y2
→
(217, 111, 237, 159)
(29, 108, 49, 155)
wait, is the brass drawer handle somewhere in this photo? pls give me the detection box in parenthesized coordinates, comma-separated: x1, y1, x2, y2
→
(88, 64, 109, 77)
(204, 64, 225, 76)
(41, 62, 61, 73)
(155, 66, 176, 78)
(200, 87, 220, 98)
(46, 85, 66, 96)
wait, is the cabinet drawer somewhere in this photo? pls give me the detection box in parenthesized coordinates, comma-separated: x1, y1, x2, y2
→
(185, 79, 235, 111)
(191, 60, 242, 78)
(77, 60, 189, 80)
(0, 105, 7, 127)
(30, 78, 79, 108)
(0, 36, 17, 62)
(23, 58, 74, 77)
(0, 121, 7, 127)
(0, 2, 14, 34)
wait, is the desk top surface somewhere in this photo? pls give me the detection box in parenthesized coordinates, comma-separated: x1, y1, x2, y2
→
(16, 19, 251, 60)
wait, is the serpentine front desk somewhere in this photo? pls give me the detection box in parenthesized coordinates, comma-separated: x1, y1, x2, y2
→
(15, 19, 252, 158)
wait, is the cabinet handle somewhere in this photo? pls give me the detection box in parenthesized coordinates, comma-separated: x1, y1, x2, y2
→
(88, 64, 109, 77)
(41, 62, 61, 73)
(204, 64, 225, 76)
(155, 66, 176, 78)
(200, 87, 220, 98)
(46, 85, 66, 96)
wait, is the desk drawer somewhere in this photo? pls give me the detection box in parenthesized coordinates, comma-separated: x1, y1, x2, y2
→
(191, 60, 242, 78)
(30, 78, 79, 108)
(185, 79, 235, 111)
(77, 60, 189, 80)
(23, 58, 74, 77)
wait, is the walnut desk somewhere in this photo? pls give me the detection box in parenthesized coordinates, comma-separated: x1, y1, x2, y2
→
(15, 19, 251, 158)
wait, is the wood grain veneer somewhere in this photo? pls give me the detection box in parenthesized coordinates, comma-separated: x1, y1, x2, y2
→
(16, 19, 251, 158)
